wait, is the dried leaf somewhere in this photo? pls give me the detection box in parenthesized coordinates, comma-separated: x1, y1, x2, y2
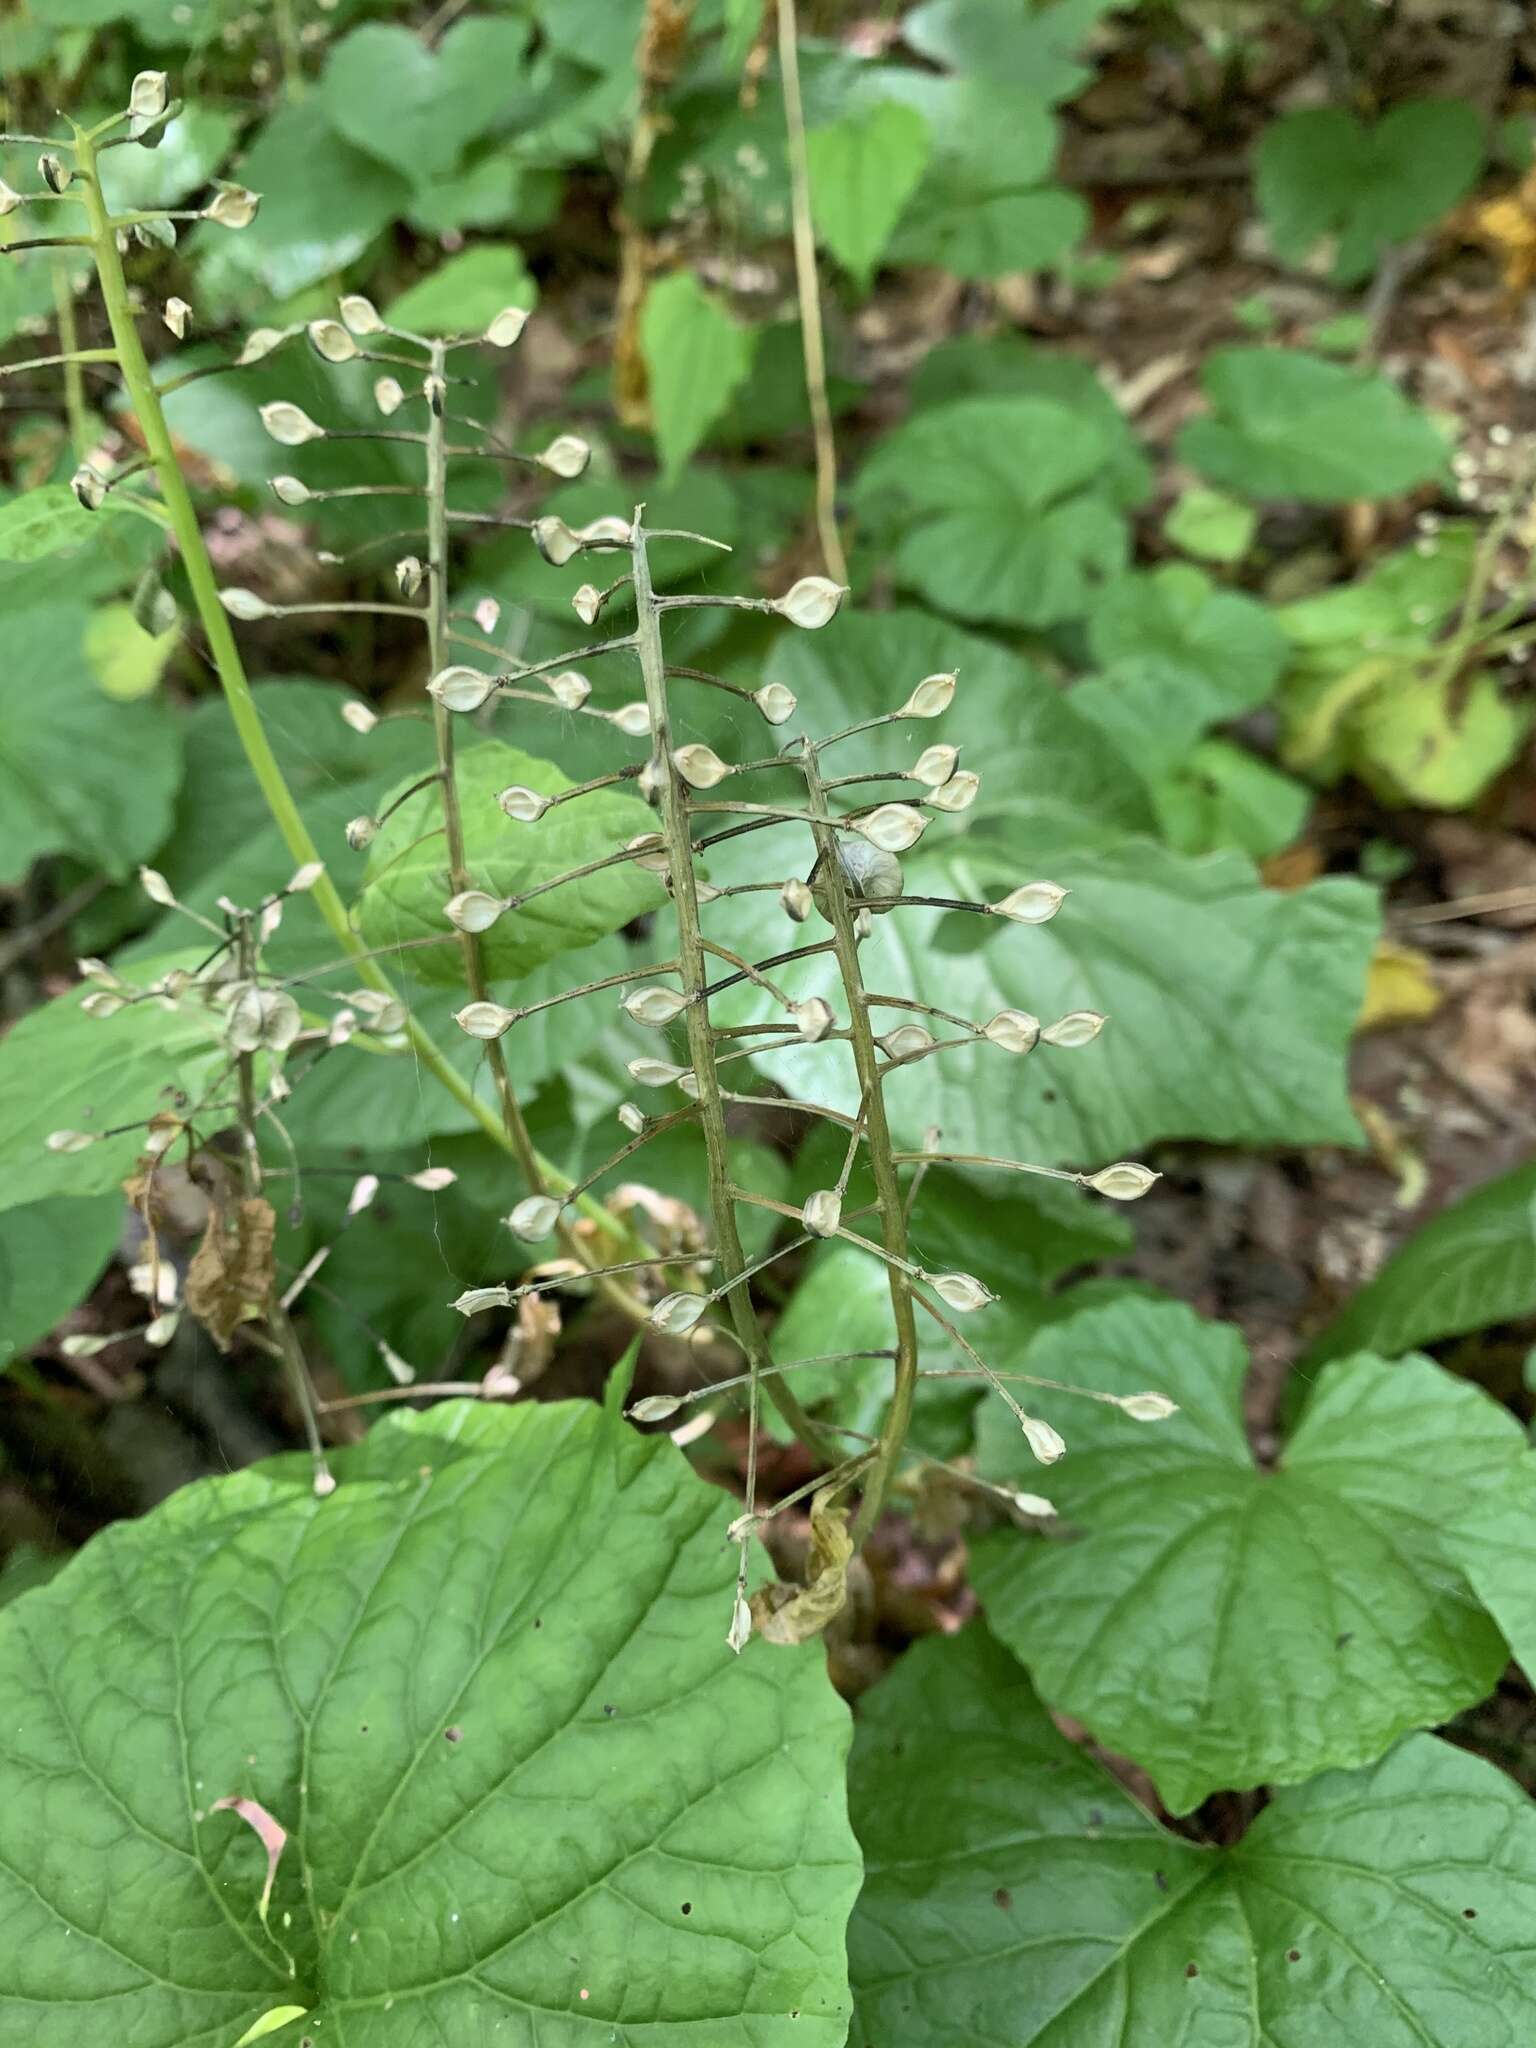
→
(751, 1488, 855, 1646)
(1358, 940, 1442, 1032)
(185, 1196, 276, 1349)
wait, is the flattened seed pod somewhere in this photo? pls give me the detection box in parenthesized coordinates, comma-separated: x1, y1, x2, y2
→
(809, 839, 903, 924)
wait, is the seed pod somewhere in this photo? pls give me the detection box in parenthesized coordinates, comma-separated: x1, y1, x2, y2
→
(983, 1009, 1040, 1054)
(627, 834, 669, 872)
(423, 371, 446, 416)
(226, 986, 300, 1054)
(623, 985, 690, 1026)
(409, 1167, 458, 1192)
(650, 1291, 707, 1335)
(1009, 1490, 1056, 1517)
(1043, 1010, 1105, 1049)
(287, 861, 323, 894)
(1120, 1390, 1178, 1421)
(453, 1285, 514, 1315)
(271, 475, 311, 506)
(329, 1009, 357, 1045)
(1087, 1161, 1159, 1201)
(139, 866, 176, 907)
(356, 993, 407, 1035)
(572, 583, 602, 625)
(992, 881, 1066, 924)
(373, 375, 404, 416)
(129, 70, 170, 120)
(79, 990, 126, 1018)
(0, 181, 22, 216)
(728, 1590, 753, 1654)
(628, 1057, 689, 1087)
(630, 1393, 686, 1423)
(802, 1189, 842, 1237)
(1022, 1414, 1066, 1464)
(428, 665, 495, 712)
(794, 997, 835, 1043)
(340, 293, 384, 335)
(46, 1129, 95, 1153)
(928, 1271, 993, 1312)
(498, 785, 551, 822)
(879, 1022, 934, 1060)
(858, 804, 927, 853)
(475, 597, 502, 633)
(546, 669, 591, 709)
(780, 878, 813, 922)
(345, 815, 379, 850)
(219, 587, 275, 621)
(455, 1001, 517, 1040)
(610, 702, 653, 737)
(238, 326, 290, 365)
(485, 305, 529, 348)
(162, 296, 191, 339)
(39, 153, 69, 194)
(204, 185, 260, 228)
(307, 318, 358, 363)
(899, 671, 956, 719)
(673, 744, 731, 789)
(927, 771, 980, 813)
(577, 515, 631, 546)
(775, 575, 846, 630)
(70, 464, 106, 511)
(394, 556, 425, 599)
(531, 516, 580, 566)
(617, 1102, 647, 1134)
(753, 681, 796, 724)
(810, 839, 902, 921)
(538, 433, 591, 479)
(445, 889, 504, 934)
(911, 744, 958, 787)
(259, 401, 323, 446)
(508, 1194, 562, 1241)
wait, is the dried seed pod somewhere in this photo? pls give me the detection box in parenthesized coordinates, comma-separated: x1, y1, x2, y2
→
(475, 597, 502, 634)
(728, 1591, 752, 1654)
(340, 293, 384, 335)
(423, 372, 446, 416)
(1119, 1390, 1178, 1420)
(1087, 1161, 1159, 1201)
(204, 185, 260, 228)
(498, 785, 551, 822)
(627, 1057, 689, 1087)
(1022, 1414, 1066, 1464)
(811, 839, 902, 921)
(163, 296, 191, 339)
(79, 990, 126, 1018)
(802, 1189, 843, 1237)
(46, 1128, 94, 1155)
(485, 305, 530, 347)
(753, 682, 796, 725)
(627, 834, 669, 872)
(454, 1285, 514, 1315)
(428, 665, 495, 712)
(858, 805, 927, 853)
(983, 1009, 1040, 1054)
(610, 702, 653, 737)
(373, 375, 404, 416)
(226, 985, 301, 1054)
(394, 555, 425, 599)
(878, 1023, 934, 1060)
(991, 881, 1066, 924)
(780, 878, 813, 922)
(508, 1195, 562, 1241)
(794, 998, 835, 1043)
(455, 1001, 517, 1040)
(630, 1394, 684, 1421)
(538, 433, 591, 479)
(129, 70, 170, 121)
(622, 985, 690, 1026)
(1043, 1010, 1105, 1049)
(0, 181, 22, 217)
(307, 318, 358, 363)
(927, 1271, 994, 1312)
(219, 587, 275, 621)
(617, 1102, 647, 1134)
(39, 153, 70, 194)
(546, 669, 591, 709)
(672, 744, 731, 789)
(409, 1167, 458, 1191)
(572, 583, 602, 625)
(139, 866, 176, 907)
(650, 1291, 707, 1334)
(1009, 1490, 1057, 1517)
(345, 815, 379, 850)
(775, 575, 846, 630)
(259, 401, 323, 446)
(271, 474, 311, 506)
(898, 671, 956, 719)
(927, 771, 980, 813)
(911, 744, 958, 787)
(531, 516, 580, 566)
(287, 861, 323, 893)
(577, 515, 632, 546)
(70, 464, 107, 511)
(444, 889, 504, 934)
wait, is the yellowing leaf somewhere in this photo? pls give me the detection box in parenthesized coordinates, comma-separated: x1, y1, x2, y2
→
(84, 602, 178, 701)
(1358, 940, 1442, 1031)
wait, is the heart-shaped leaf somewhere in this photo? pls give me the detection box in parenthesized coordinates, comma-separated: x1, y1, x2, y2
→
(0, 1399, 861, 2043)
(848, 1625, 1536, 2046)
(808, 100, 931, 285)
(321, 18, 532, 184)
(969, 1298, 1525, 1812)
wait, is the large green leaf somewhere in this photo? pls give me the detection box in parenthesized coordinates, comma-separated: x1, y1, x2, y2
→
(0, 1195, 122, 1367)
(321, 18, 533, 184)
(1257, 99, 1484, 286)
(807, 100, 932, 285)
(849, 1625, 1536, 2047)
(386, 245, 537, 335)
(708, 832, 1376, 1164)
(640, 271, 757, 482)
(904, 0, 1120, 103)
(1070, 565, 1288, 778)
(0, 484, 141, 563)
(853, 397, 1127, 627)
(0, 956, 233, 1215)
(0, 1399, 860, 2044)
(1178, 348, 1448, 503)
(1450, 1456, 1536, 1691)
(357, 739, 666, 986)
(1307, 1162, 1536, 1365)
(969, 1298, 1524, 1812)
(0, 603, 182, 885)
(95, 102, 240, 211)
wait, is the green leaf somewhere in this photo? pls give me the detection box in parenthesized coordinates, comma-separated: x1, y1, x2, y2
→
(904, 0, 1121, 103)
(1307, 1161, 1536, 1365)
(386, 244, 537, 336)
(1450, 1455, 1536, 1691)
(640, 271, 757, 482)
(1258, 99, 1484, 286)
(1162, 483, 1256, 563)
(711, 833, 1377, 1164)
(95, 102, 240, 211)
(321, 18, 532, 184)
(849, 1625, 1536, 2047)
(1149, 738, 1312, 859)
(0, 1399, 860, 2043)
(854, 396, 1127, 627)
(357, 740, 666, 986)
(969, 1298, 1523, 1811)
(0, 483, 137, 563)
(1070, 565, 1289, 778)
(0, 1195, 121, 1367)
(83, 600, 178, 701)
(0, 955, 232, 1215)
(0, 604, 182, 885)
(1178, 347, 1449, 502)
(807, 101, 931, 285)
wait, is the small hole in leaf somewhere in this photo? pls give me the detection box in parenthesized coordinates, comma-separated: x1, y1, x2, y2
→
(681, 1901, 692, 1915)
(1287, 1949, 1301, 1963)
(993, 1887, 1012, 1910)
(1185, 1963, 1198, 1979)
(1463, 1907, 1477, 1919)
(444, 1726, 463, 1743)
